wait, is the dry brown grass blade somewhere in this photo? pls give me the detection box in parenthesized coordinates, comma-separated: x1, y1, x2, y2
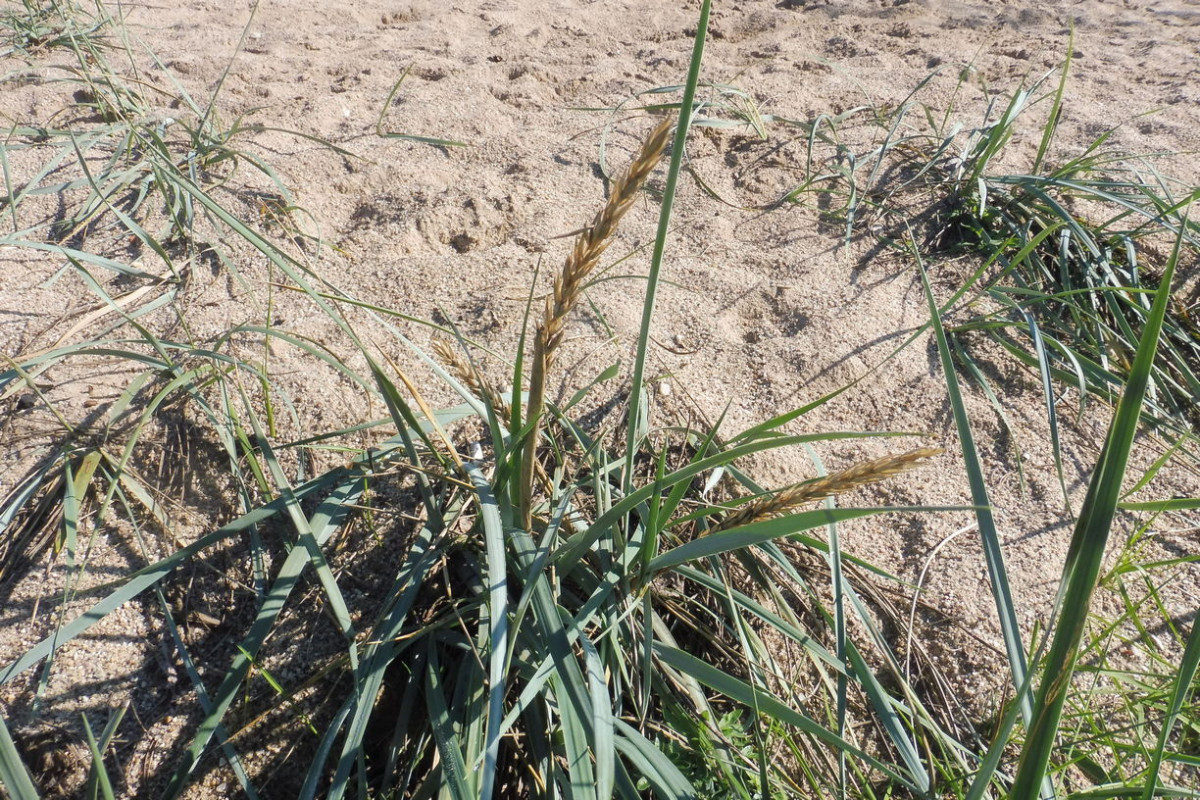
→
(384, 352, 465, 474)
(519, 118, 673, 528)
(712, 446, 943, 533)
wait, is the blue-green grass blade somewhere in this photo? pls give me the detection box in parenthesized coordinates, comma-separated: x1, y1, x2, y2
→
(453, 627, 489, 800)
(507, 525, 597, 738)
(672, 565, 846, 674)
(623, 0, 710, 495)
(953, 338, 1030, 494)
(153, 585, 257, 799)
(509, 489, 573, 658)
(1018, 306, 1071, 510)
(299, 700, 355, 800)
(842, 625, 930, 793)
(1010, 223, 1181, 800)
(965, 662, 1040, 800)
(556, 432, 885, 569)
(87, 703, 127, 800)
(812, 451, 851, 799)
(467, 463, 510, 800)
(1139, 611, 1200, 799)
(160, 472, 364, 798)
(81, 712, 116, 800)
(1032, 38, 1072, 175)
(8, 240, 160, 279)
(558, 666, 599, 800)
(376, 65, 469, 148)
(0, 139, 19, 232)
(611, 719, 697, 799)
(368, 360, 444, 519)
(0, 711, 40, 800)
(638, 591, 654, 723)
(380, 131, 470, 147)
(247, 413, 355, 642)
(0, 495, 286, 685)
(649, 507, 921, 573)
(424, 643, 473, 800)
(916, 241, 1037, 735)
(582, 635, 615, 800)
(651, 643, 922, 792)
(324, 522, 444, 800)
(1070, 785, 1200, 799)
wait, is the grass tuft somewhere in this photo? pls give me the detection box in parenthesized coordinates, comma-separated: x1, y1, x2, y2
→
(1, 3, 1197, 799)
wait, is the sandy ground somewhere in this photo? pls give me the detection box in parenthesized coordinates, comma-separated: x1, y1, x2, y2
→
(1, 0, 1198, 796)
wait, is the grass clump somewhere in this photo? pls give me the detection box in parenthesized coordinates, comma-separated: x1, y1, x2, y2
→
(1, 2, 1198, 799)
(0, 3, 968, 796)
(654, 37, 1200, 798)
(0, 0, 105, 58)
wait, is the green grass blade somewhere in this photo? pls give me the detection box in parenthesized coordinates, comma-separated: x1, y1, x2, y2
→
(0, 711, 40, 800)
(1117, 498, 1200, 513)
(1140, 610, 1200, 800)
(376, 65, 469, 148)
(611, 719, 696, 799)
(558, 667, 599, 800)
(1009, 225, 1180, 799)
(1032, 38, 1072, 174)
(648, 507, 918, 573)
(160, 472, 365, 798)
(652, 643, 921, 792)
(250, 426, 356, 642)
(467, 463, 510, 800)
(916, 239, 1037, 734)
(556, 432, 880, 569)
(581, 634, 615, 800)
(1017, 307, 1071, 510)
(424, 643, 473, 800)
(323, 522, 444, 800)
(80, 712, 116, 800)
(965, 664, 1039, 800)
(623, 0, 711, 494)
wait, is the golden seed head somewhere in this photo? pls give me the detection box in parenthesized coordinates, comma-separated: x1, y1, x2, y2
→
(712, 446, 943, 533)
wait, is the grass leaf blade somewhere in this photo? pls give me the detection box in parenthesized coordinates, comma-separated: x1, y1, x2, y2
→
(1010, 224, 1181, 799)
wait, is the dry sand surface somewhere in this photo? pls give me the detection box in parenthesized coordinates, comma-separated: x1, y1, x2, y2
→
(1, 0, 1198, 796)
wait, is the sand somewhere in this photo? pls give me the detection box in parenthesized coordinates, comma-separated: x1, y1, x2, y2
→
(1, 0, 1198, 796)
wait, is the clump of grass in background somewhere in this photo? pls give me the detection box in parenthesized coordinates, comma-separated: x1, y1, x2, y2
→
(0, 0, 350, 588)
(840, 46, 1200, 799)
(0, 0, 104, 58)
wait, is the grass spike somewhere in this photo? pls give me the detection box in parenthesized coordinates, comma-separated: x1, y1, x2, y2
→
(712, 447, 942, 534)
(519, 117, 672, 528)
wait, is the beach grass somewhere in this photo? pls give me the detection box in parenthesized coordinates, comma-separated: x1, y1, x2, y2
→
(0, 1, 1197, 798)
